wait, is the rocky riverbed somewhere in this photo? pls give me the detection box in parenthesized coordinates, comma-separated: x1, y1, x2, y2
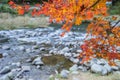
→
(0, 27, 120, 80)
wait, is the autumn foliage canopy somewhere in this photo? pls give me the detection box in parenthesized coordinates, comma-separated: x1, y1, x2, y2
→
(8, 0, 120, 65)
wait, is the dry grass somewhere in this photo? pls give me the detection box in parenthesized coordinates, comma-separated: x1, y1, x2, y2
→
(0, 13, 50, 30)
(59, 71, 120, 80)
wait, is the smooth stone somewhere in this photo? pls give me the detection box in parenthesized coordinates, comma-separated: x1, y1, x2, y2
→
(91, 64, 103, 73)
(11, 62, 21, 68)
(113, 71, 120, 75)
(25, 48, 31, 53)
(72, 53, 79, 58)
(72, 59, 79, 64)
(101, 67, 108, 75)
(0, 37, 9, 43)
(36, 65, 41, 69)
(90, 58, 98, 66)
(2, 45, 10, 50)
(0, 75, 10, 80)
(32, 57, 44, 65)
(22, 66, 31, 71)
(60, 69, 69, 78)
(69, 64, 78, 71)
(0, 66, 11, 74)
(2, 53, 9, 57)
(111, 66, 119, 71)
(26, 58, 32, 63)
(71, 71, 79, 75)
(64, 53, 72, 57)
(76, 50, 82, 53)
(18, 46, 25, 51)
(97, 59, 107, 65)
(104, 64, 112, 73)
(62, 47, 70, 52)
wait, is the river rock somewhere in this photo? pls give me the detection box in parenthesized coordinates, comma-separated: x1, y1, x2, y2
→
(2, 45, 10, 50)
(91, 64, 103, 73)
(22, 66, 31, 71)
(2, 52, 9, 57)
(72, 58, 79, 64)
(64, 53, 72, 57)
(32, 57, 44, 65)
(11, 62, 21, 68)
(18, 46, 25, 51)
(98, 59, 108, 65)
(69, 64, 78, 71)
(101, 67, 108, 75)
(25, 48, 32, 53)
(90, 58, 98, 66)
(0, 35, 9, 43)
(0, 75, 10, 80)
(111, 66, 119, 71)
(71, 71, 79, 75)
(0, 66, 11, 74)
(60, 69, 69, 78)
(104, 64, 112, 73)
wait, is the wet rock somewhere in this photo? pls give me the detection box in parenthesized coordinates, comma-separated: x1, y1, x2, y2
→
(72, 53, 79, 58)
(76, 50, 82, 53)
(64, 53, 72, 57)
(22, 66, 31, 71)
(113, 71, 120, 75)
(91, 64, 103, 73)
(104, 64, 112, 73)
(111, 66, 119, 71)
(0, 75, 10, 80)
(11, 62, 21, 68)
(18, 46, 25, 51)
(0, 35, 9, 43)
(25, 48, 32, 53)
(71, 71, 79, 75)
(2, 45, 10, 50)
(60, 69, 69, 78)
(90, 58, 98, 66)
(101, 67, 108, 76)
(2, 53, 9, 57)
(36, 65, 41, 69)
(32, 57, 44, 65)
(98, 59, 108, 65)
(0, 66, 11, 74)
(72, 58, 79, 64)
(69, 64, 78, 71)
(26, 58, 32, 63)
(61, 47, 70, 52)
(78, 66, 88, 72)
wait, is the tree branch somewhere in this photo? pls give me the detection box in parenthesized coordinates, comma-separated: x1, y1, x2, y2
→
(86, 0, 101, 10)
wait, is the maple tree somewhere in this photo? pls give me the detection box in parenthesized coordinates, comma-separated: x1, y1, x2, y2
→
(8, 0, 120, 65)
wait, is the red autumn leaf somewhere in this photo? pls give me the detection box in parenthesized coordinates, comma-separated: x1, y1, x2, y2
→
(18, 8, 25, 15)
(8, 1, 14, 5)
(24, 5, 30, 12)
(31, 8, 37, 17)
(35, 3, 40, 7)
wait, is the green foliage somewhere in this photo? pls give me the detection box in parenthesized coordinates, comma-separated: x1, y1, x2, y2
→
(108, 1, 120, 15)
(0, 4, 17, 14)
(0, 0, 9, 3)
